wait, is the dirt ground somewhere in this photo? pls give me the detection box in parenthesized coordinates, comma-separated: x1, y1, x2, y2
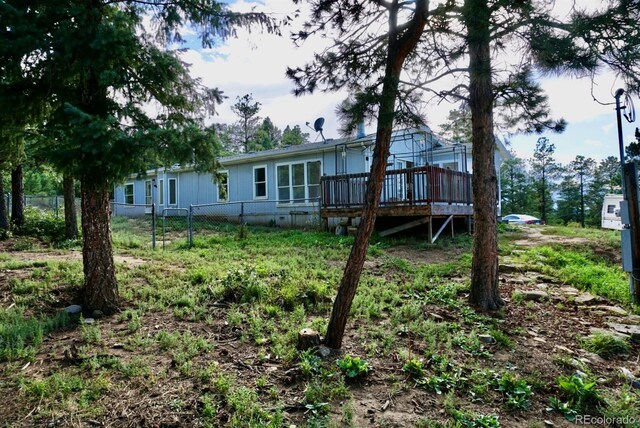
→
(0, 227, 638, 427)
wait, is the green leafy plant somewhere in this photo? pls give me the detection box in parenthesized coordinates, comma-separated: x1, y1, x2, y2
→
(549, 374, 602, 420)
(490, 372, 533, 411)
(299, 349, 321, 378)
(450, 408, 501, 428)
(402, 357, 426, 379)
(337, 354, 370, 379)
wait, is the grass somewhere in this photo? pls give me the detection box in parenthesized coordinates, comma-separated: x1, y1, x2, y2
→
(1, 219, 638, 426)
(510, 245, 630, 304)
(0, 307, 72, 361)
(580, 332, 631, 359)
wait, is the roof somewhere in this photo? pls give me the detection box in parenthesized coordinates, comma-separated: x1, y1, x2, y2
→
(218, 126, 441, 166)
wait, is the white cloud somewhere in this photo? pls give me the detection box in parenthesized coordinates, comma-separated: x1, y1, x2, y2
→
(601, 123, 615, 134)
(584, 139, 605, 148)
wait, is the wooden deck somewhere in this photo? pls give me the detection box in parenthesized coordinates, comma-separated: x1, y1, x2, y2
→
(321, 165, 473, 219)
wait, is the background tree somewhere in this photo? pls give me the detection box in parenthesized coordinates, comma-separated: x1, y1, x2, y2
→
(530, 137, 560, 224)
(0, 169, 9, 230)
(10, 164, 25, 229)
(568, 155, 596, 227)
(251, 117, 282, 151)
(500, 156, 535, 215)
(2, 0, 275, 314)
(231, 94, 262, 153)
(595, 156, 622, 193)
(281, 125, 309, 146)
(439, 106, 472, 144)
(626, 127, 640, 160)
(409, 0, 639, 310)
(556, 172, 580, 224)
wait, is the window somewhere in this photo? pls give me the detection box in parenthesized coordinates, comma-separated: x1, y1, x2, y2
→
(168, 178, 177, 205)
(607, 205, 616, 214)
(217, 171, 228, 202)
(253, 166, 267, 199)
(124, 183, 134, 205)
(145, 180, 152, 205)
(276, 160, 321, 204)
(158, 179, 164, 205)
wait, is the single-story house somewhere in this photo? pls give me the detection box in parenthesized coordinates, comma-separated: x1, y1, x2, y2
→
(112, 126, 511, 234)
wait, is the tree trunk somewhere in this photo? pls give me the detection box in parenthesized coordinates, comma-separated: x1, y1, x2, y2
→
(324, 0, 428, 349)
(465, 0, 504, 312)
(0, 173, 8, 230)
(11, 164, 24, 228)
(80, 181, 119, 314)
(63, 174, 79, 240)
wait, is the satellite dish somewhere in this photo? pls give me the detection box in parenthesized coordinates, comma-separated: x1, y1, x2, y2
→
(313, 117, 325, 132)
(312, 117, 326, 142)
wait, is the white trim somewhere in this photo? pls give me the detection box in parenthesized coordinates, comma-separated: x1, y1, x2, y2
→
(275, 159, 322, 205)
(158, 179, 164, 206)
(168, 177, 178, 206)
(217, 170, 229, 203)
(124, 182, 135, 205)
(144, 179, 153, 206)
(252, 165, 268, 200)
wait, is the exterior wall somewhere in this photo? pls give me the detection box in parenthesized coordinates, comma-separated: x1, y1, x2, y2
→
(111, 128, 507, 226)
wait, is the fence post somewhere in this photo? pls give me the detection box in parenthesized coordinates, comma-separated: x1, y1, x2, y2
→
(240, 201, 244, 224)
(151, 203, 156, 250)
(55, 195, 59, 218)
(162, 208, 166, 251)
(188, 204, 194, 248)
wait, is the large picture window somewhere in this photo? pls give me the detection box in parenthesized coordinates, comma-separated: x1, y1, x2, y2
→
(124, 183, 134, 205)
(253, 166, 267, 199)
(276, 160, 321, 204)
(168, 178, 177, 206)
(217, 171, 228, 202)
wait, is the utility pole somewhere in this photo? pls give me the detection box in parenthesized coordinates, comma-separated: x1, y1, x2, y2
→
(614, 89, 640, 304)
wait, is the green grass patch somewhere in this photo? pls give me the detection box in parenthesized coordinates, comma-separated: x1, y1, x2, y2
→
(511, 245, 629, 304)
(0, 307, 72, 361)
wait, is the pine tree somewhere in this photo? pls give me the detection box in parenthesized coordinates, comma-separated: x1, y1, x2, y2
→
(1, 0, 276, 313)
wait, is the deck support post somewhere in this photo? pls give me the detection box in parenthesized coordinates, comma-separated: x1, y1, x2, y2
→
(432, 215, 454, 243)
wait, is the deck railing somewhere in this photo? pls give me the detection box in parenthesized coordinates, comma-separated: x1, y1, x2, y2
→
(321, 165, 473, 209)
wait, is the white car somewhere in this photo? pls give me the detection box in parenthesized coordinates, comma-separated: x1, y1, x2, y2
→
(501, 214, 545, 225)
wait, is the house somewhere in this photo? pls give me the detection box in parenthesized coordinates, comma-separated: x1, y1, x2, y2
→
(112, 126, 511, 236)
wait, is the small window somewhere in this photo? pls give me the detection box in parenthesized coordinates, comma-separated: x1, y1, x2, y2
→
(217, 171, 228, 202)
(253, 166, 267, 199)
(124, 183, 134, 205)
(168, 178, 177, 206)
(158, 179, 164, 205)
(145, 180, 152, 205)
(607, 205, 616, 214)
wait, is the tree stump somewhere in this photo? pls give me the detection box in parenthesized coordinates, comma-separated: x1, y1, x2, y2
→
(297, 328, 321, 350)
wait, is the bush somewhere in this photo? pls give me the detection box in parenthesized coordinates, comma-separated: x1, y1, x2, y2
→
(15, 206, 66, 242)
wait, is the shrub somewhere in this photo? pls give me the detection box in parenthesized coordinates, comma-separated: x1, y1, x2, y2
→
(15, 206, 66, 242)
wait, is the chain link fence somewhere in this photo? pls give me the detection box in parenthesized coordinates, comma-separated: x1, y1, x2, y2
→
(188, 198, 321, 246)
(8, 196, 322, 249)
(110, 198, 321, 249)
(6, 194, 82, 218)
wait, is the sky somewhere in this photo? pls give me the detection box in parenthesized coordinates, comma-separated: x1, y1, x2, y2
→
(179, 0, 639, 166)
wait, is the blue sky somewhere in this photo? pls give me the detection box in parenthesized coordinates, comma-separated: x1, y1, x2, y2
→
(180, 0, 639, 167)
